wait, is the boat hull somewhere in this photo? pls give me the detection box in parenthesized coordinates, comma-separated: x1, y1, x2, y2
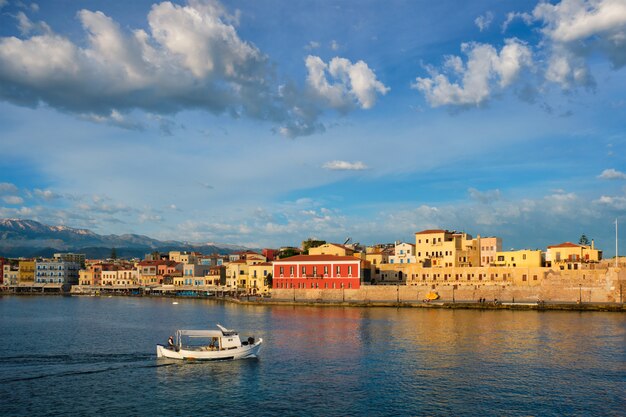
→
(156, 338, 262, 361)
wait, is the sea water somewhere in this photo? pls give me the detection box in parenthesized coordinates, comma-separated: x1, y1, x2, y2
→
(0, 296, 624, 416)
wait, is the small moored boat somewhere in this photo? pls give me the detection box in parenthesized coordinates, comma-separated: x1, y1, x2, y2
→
(156, 324, 262, 361)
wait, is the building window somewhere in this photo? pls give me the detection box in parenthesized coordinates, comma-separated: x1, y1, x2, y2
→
(522, 275, 527, 281)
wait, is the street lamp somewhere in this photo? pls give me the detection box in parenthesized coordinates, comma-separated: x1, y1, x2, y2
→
(579, 283, 582, 304)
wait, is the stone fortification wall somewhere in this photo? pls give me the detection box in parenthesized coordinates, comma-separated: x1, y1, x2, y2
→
(272, 266, 625, 303)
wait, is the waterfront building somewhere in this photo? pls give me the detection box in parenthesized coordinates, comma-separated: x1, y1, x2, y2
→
(181, 263, 214, 286)
(308, 243, 354, 257)
(225, 260, 249, 289)
(272, 255, 361, 290)
(248, 262, 272, 294)
(479, 236, 502, 267)
(493, 250, 543, 268)
(3, 262, 19, 285)
(389, 242, 416, 265)
(79, 262, 112, 286)
(35, 259, 80, 284)
(546, 241, 602, 269)
(18, 259, 35, 284)
(414, 229, 480, 268)
(137, 260, 181, 286)
(0, 257, 4, 284)
(204, 265, 226, 286)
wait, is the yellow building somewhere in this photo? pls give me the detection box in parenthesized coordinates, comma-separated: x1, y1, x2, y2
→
(18, 259, 35, 284)
(546, 242, 602, 268)
(225, 260, 249, 289)
(308, 243, 354, 257)
(414, 229, 480, 268)
(493, 250, 543, 267)
(169, 251, 198, 264)
(248, 262, 273, 294)
(364, 248, 388, 266)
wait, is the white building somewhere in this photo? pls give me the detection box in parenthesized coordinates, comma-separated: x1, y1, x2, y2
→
(388, 242, 416, 265)
(35, 260, 80, 284)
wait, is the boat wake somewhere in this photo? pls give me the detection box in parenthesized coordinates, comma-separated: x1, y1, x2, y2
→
(0, 353, 173, 384)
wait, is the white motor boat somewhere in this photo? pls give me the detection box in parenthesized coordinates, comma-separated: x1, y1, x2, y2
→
(156, 324, 262, 361)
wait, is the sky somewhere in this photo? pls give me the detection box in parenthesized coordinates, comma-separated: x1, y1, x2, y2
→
(0, 0, 625, 254)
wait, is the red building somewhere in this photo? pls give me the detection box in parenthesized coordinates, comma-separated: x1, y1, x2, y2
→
(272, 255, 361, 290)
(0, 257, 4, 284)
(262, 248, 277, 262)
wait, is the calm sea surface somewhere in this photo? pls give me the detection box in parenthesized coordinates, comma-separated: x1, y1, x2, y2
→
(0, 296, 624, 416)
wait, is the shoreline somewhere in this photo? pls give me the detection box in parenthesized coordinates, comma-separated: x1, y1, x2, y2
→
(2, 291, 624, 312)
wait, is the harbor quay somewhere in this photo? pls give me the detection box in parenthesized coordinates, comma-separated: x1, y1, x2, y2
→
(1, 229, 625, 311)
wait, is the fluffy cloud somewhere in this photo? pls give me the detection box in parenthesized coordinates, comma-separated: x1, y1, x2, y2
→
(33, 189, 61, 200)
(418, 0, 626, 107)
(3, 195, 24, 205)
(475, 11, 494, 32)
(412, 38, 533, 107)
(530, 0, 626, 88)
(598, 168, 626, 180)
(0, 182, 18, 194)
(0, 0, 385, 138)
(305, 55, 389, 111)
(322, 160, 368, 171)
(596, 195, 626, 209)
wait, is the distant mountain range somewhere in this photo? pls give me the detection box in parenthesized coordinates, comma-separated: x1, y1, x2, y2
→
(0, 218, 249, 259)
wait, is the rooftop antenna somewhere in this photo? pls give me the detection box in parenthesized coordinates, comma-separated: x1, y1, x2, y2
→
(344, 237, 351, 245)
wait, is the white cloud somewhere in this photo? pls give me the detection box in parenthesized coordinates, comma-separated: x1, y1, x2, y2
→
(322, 160, 368, 171)
(412, 38, 533, 107)
(305, 55, 389, 111)
(502, 11, 533, 32)
(34, 189, 61, 200)
(0, 183, 18, 194)
(475, 11, 494, 32)
(3, 195, 24, 205)
(598, 168, 626, 180)
(330, 40, 340, 51)
(533, 0, 626, 88)
(0, 0, 8, 9)
(0, 0, 382, 138)
(596, 195, 626, 209)
(468, 187, 501, 204)
(80, 110, 144, 130)
(305, 41, 320, 50)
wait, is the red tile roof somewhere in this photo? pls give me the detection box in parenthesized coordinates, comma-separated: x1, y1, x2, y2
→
(415, 229, 448, 235)
(547, 242, 583, 248)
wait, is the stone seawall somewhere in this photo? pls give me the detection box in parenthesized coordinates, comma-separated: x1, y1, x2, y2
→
(272, 267, 625, 303)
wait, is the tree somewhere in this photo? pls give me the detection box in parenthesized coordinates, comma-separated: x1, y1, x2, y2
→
(110, 247, 117, 259)
(302, 238, 326, 254)
(579, 234, 591, 246)
(264, 273, 273, 288)
(278, 247, 301, 259)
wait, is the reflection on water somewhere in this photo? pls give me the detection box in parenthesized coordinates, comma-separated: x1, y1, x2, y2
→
(0, 297, 624, 416)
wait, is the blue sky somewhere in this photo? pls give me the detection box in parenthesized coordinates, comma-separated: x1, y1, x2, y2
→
(0, 0, 625, 254)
